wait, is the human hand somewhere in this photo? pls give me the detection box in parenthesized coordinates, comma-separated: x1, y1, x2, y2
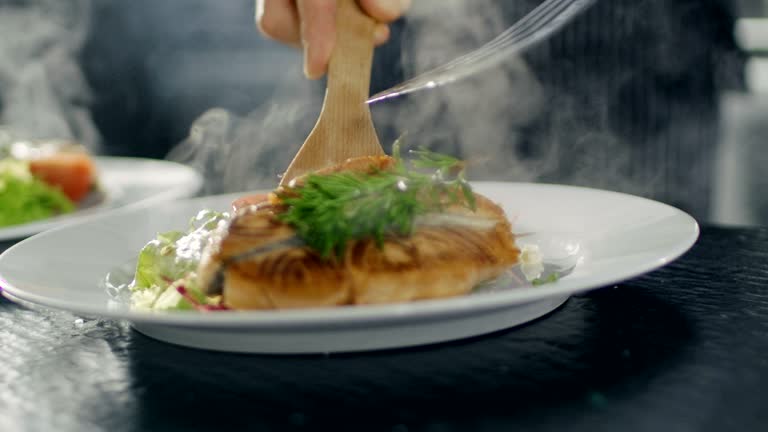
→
(256, 0, 410, 79)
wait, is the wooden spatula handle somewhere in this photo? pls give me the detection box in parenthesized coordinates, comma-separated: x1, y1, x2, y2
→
(326, 0, 377, 106)
(279, 0, 384, 186)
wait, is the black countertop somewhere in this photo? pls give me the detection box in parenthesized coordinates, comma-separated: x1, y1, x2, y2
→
(1, 225, 767, 432)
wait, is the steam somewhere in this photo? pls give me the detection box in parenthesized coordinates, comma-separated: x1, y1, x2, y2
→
(0, 0, 100, 150)
(380, 0, 550, 181)
(169, 0, 663, 206)
(167, 91, 318, 194)
(167, 58, 323, 194)
(387, 0, 650, 196)
(170, 0, 557, 194)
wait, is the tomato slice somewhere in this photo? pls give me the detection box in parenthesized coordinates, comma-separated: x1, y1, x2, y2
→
(28, 153, 96, 202)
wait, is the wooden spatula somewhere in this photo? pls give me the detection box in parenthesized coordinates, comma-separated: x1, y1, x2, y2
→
(279, 0, 385, 186)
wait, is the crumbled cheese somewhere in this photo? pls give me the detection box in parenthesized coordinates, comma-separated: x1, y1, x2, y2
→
(130, 285, 163, 311)
(154, 285, 184, 310)
(519, 244, 544, 281)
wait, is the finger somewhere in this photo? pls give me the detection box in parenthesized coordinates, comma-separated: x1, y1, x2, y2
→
(358, 0, 410, 23)
(373, 23, 390, 46)
(297, 0, 337, 79)
(256, 0, 301, 47)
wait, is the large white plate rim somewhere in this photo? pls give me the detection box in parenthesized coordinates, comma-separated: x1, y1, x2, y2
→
(0, 182, 699, 328)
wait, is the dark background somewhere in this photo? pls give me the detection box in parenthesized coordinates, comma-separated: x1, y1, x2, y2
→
(80, 0, 293, 159)
(78, 0, 746, 222)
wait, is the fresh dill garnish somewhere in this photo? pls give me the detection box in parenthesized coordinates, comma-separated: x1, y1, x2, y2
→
(276, 141, 476, 258)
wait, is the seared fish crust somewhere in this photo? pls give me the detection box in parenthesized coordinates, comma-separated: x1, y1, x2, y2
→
(197, 157, 519, 309)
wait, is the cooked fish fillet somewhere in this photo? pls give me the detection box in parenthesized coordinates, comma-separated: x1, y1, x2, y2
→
(197, 156, 520, 309)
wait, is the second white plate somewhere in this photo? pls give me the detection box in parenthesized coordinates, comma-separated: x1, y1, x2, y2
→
(0, 157, 203, 241)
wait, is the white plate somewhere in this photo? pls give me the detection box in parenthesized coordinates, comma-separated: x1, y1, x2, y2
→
(0, 157, 203, 241)
(0, 183, 699, 353)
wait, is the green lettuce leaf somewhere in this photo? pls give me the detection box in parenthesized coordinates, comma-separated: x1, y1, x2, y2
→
(130, 210, 229, 311)
(133, 231, 185, 290)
